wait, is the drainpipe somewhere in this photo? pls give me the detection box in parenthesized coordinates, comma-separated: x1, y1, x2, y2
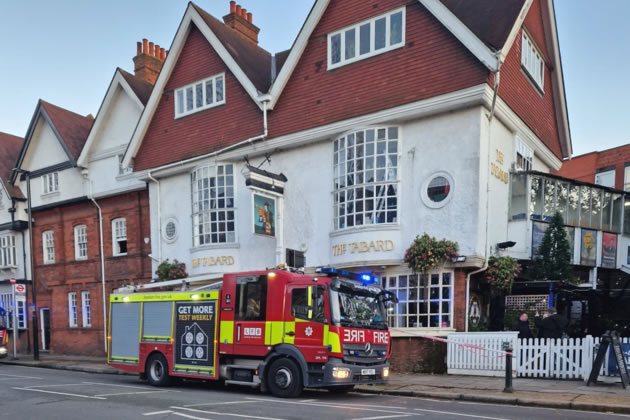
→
(147, 171, 161, 263)
(84, 171, 108, 353)
(465, 53, 503, 332)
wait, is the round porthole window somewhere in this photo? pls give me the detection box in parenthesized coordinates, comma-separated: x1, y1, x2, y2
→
(421, 172, 454, 209)
(162, 218, 178, 243)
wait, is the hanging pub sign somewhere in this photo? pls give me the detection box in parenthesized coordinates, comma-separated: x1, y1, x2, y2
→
(580, 229, 597, 266)
(531, 221, 548, 257)
(253, 193, 275, 237)
(601, 232, 617, 269)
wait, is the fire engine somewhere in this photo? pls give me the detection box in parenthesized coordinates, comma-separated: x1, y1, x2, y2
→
(0, 313, 8, 359)
(108, 268, 397, 397)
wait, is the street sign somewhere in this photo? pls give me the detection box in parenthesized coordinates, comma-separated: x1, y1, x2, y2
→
(9, 278, 16, 285)
(14, 284, 25, 295)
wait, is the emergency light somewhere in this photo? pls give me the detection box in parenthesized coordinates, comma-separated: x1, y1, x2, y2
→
(315, 267, 379, 285)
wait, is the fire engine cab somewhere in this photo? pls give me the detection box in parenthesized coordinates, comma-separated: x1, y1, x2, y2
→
(108, 268, 396, 397)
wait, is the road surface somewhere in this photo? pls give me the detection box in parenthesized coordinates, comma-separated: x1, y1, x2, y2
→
(0, 365, 626, 419)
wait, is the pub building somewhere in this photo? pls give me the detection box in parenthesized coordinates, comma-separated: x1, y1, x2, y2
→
(121, 0, 573, 370)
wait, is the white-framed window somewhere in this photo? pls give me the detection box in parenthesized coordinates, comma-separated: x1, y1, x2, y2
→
(81, 291, 91, 327)
(175, 73, 225, 118)
(421, 172, 454, 209)
(74, 225, 87, 260)
(192, 164, 235, 246)
(328, 7, 405, 70)
(68, 292, 78, 328)
(384, 271, 453, 329)
(43, 230, 55, 264)
(333, 127, 399, 230)
(595, 169, 615, 188)
(0, 294, 26, 329)
(112, 218, 127, 256)
(118, 154, 132, 175)
(0, 235, 17, 268)
(521, 31, 544, 91)
(42, 172, 59, 194)
(0, 191, 5, 210)
(516, 138, 533, 171)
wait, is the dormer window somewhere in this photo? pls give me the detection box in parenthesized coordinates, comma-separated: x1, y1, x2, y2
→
(521, 32, 544, 91)
(328, 7, 405, 70)
(175, 73, 225, 118)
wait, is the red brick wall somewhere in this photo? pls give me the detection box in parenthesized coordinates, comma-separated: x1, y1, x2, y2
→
(267, 0, 488, 138)
(390, 337, 446, 373)
(133, 25, 264, 171)
(498, 0, 562, 159)
(28, 189, 152, 356)
(554, 152, 599, 184)
(555, 145, 630, 190)
(453, 269, 467, 331)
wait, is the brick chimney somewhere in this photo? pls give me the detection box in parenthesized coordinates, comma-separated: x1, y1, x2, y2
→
(223, 1, 260, 44)
(133, 38, 166, 85)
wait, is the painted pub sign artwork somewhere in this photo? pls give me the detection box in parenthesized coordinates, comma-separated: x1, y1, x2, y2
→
(254, 193, 275, 237)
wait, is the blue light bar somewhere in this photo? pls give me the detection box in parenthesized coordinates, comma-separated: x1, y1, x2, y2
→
(316, 267, 379, 284)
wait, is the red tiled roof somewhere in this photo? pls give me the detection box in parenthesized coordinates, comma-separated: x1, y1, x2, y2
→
(191, 3, 272, 93)
(0, 132, 25, 199)
(439, 0, 526, 50)
(40, 100, 94, 161)
(119, 68, 154, 106)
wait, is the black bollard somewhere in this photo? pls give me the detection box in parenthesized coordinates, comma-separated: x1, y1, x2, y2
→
(503, 342, 514, 393)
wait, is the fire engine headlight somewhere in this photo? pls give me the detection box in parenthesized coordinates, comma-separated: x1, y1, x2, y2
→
(382, 367, 390, 378)
(332, 367, 351, 379)
(0, 347, 7, 355)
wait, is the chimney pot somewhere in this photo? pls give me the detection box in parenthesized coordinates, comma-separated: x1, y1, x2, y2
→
(155, 44, 160, 57)
(241, 8, 247, 19)
(247, 12, 252, 24)
(160, 48, 166, 61)
(136, 42, 142, 56)
(149, 42, 154, 56)
(235, 5, 241, 15)
(142, 38, 148, 54)
(230, 1, 236, 14)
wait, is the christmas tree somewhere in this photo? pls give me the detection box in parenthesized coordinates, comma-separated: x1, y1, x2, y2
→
(532, 211, 573, 283)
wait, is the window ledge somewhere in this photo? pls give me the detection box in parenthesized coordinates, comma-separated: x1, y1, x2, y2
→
(390, 327, 456, 338)
(41, 191, 60, 199)
(115, 173, 135, 181)
(330, 224, 400, 238)
(112, 253, 128, 258)
(190, 243, 240, 252)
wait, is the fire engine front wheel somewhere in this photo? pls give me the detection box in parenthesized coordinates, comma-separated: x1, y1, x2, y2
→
(146, 353, 172, 387)
(266, 358, 303, 398)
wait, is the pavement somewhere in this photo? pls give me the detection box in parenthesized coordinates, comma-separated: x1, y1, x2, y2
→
(2, 353, 630, 415)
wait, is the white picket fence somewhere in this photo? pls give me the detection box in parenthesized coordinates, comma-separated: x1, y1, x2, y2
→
(447, 332, 630, 380)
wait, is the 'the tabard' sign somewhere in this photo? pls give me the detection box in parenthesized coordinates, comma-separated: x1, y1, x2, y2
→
(332, 240, 395, 257)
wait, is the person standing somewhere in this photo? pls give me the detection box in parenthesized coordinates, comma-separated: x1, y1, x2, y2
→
(512, 312, 533, 339)
(535, 307, 568, 339)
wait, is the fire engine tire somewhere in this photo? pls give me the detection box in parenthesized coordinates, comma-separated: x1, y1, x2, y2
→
(266, 358, 303, 398)
(146, 353, 172, 387)
(327, 385, 355, 394)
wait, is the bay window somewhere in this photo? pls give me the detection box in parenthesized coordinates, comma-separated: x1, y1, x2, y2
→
(192, 164, 235, 246)
(333, 127, 399, 230)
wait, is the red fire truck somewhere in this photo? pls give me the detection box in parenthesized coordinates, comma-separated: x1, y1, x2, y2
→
(108, 268, 396, 397)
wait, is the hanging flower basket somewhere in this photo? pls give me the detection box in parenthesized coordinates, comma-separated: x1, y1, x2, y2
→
(404, 233, 459, 274)
(155, 259, 188, 282)
(486, 256, 521, 293)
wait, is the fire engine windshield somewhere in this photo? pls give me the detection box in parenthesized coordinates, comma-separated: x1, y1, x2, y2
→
(329, 279, 387, 330)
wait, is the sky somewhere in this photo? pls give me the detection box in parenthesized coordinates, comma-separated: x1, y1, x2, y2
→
(0, 0, 628, 157)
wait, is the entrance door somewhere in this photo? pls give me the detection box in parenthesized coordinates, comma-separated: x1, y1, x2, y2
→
(40, 308, 50, 351)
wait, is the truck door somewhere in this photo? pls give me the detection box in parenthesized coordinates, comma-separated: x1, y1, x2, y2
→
(233, 275, 267, 356)
(285, 285, 329, 363)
